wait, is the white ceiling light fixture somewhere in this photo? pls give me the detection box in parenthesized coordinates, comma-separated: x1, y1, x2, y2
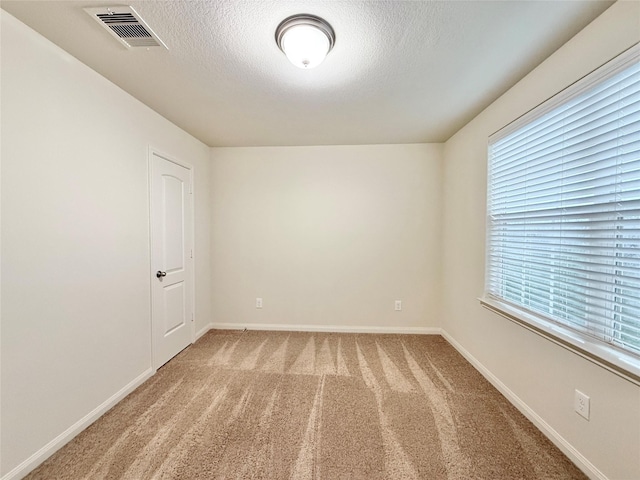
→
(275, 14, 335, 69)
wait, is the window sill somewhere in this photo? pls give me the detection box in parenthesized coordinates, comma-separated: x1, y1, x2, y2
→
(479, 296, 640, 386)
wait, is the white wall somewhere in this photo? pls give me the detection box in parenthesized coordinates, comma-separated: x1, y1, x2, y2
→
(441, 2, 640, 479)
(210, 144, 442, 332)
(0, 12, 211, 478)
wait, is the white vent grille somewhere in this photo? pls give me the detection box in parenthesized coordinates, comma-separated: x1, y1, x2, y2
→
(84, 6, 167, 49)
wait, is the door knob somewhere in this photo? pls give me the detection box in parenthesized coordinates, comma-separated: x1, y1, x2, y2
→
(156, 270, 167, 278)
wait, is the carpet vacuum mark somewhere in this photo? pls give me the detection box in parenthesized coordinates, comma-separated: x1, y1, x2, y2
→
(27, 330, 586, 479)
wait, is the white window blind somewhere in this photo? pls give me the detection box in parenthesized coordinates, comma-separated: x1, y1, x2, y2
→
(486, 45, 640, 365)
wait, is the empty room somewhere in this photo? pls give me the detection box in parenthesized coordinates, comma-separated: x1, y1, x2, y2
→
(1, 1, 639, 479)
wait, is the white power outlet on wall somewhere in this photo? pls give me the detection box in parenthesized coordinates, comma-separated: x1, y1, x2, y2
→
(394, 300, 402, 311)
(256, 297, 263, 309)
(574, 390, 590, 420)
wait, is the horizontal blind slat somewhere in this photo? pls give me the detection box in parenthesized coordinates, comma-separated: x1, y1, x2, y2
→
(492, 150, 640, 192)
(491, 119, 640, 180)
(492, 103, 640, 171)
(487, 53, 640, 358)
(486, 270, 640, 305)
(491, 64, 640, 153)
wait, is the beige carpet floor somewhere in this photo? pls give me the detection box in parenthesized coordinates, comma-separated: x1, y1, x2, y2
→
(27, 330, 586, 479)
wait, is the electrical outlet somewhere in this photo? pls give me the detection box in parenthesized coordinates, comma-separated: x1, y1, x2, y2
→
(395, 300, 402, 311)
(574, 390, 590, 420)
(256, 297, 263, 309)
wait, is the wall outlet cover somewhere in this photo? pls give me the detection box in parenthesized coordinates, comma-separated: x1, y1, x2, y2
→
(574, 389, 590, 420)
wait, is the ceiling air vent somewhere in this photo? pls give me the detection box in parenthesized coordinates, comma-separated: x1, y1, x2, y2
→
(84, 6, 167, 49)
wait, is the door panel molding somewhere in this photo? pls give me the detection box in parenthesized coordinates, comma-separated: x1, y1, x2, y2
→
(149, 147, 195, 370)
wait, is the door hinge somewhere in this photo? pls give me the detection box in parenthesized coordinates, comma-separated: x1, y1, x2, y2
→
(191, 313, 194, 322)
(189, 184, 193, 194)
(190, 249, 193, 259)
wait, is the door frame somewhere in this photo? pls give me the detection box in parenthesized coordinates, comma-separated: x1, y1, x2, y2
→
(148, 146, 196, 371)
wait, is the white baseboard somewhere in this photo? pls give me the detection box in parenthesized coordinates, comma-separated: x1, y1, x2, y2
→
(211, 322, 441, 335)
(2, 368, 154, 480)
(440, 330, 606, 480)
(195, 323, 213, 340)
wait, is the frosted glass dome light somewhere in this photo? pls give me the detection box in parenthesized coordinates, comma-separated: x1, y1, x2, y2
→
(276, 14, 335, 69)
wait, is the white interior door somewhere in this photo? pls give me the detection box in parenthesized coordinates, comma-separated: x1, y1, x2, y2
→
(150, 150, 194, 369)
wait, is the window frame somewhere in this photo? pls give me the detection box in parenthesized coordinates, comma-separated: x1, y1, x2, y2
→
(482, 43, 640, 385)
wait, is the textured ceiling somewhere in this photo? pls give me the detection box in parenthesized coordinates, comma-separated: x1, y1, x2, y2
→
(1, 0, 613, 147)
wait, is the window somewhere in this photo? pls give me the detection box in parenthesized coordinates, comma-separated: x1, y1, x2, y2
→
(485, 44, 640, 378)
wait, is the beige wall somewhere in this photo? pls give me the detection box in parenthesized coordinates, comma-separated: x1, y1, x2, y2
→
(1, 12, 211, 478)
(441, 2, 640, 479)
(210, 144, 442, 332)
